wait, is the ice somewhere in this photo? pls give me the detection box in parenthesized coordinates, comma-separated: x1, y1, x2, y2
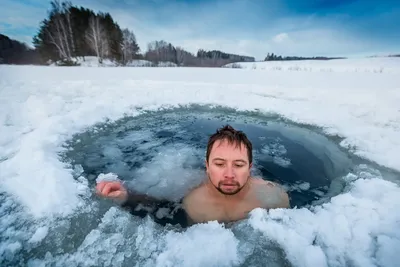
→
(1, 58, 400, 267)
(96, 173, 119, 183)
(248, 175, 400, 267)
(1, 240, 21, 253)
(0, 193, 39, 265)
(25, 207, 137, 267)
(128, 144, 205, 201)
(154, 222, 242, 267)
(28, 227, 49, 244)
(284, 182, 311, 192)
(260, 139, 291, 168)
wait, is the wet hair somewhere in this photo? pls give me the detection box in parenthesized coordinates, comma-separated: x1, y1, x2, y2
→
(206, 124, 253, 164)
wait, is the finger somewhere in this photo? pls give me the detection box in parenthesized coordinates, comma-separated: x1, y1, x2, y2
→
(96, 181, 108, 194)
(108, 191, 122, 198)
(102, 182, 121, 196)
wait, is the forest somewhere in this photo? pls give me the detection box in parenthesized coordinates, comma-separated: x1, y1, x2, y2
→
(1, 1, 351, 66)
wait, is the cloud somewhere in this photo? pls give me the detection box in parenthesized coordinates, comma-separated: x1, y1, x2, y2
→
(273, 33, 290, 44)
(0, 0, 398, 59)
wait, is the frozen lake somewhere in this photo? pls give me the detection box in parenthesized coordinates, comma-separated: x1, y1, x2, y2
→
(1, 60, 400, 267)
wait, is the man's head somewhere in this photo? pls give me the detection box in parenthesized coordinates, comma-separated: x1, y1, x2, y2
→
(205, 125, 253, 195)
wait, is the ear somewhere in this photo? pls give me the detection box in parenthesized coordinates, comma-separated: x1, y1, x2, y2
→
(205, 160, 209, 171)
(249, 162, 253, 170)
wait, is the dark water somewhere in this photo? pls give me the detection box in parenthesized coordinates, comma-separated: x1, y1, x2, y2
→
(63, 107, 354, 214)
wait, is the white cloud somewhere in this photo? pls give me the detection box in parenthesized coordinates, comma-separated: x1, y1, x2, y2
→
(70, 1, 380, 59)
(273, 33, 290, 43)
(0, 0, 391, 59)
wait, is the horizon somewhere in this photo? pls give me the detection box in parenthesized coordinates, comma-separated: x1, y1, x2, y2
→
(1, 0, 399, 60)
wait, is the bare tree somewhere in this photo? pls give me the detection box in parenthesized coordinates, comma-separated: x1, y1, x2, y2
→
(63, 1, 75, 56)
(120, 28, 139, 65)
(45, 0, 74, 61)
(176, 46, 186, 66)
(85, 15, 109, 63)
(46, 22, 68, 60)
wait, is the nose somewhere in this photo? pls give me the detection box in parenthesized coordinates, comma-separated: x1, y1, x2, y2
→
(223, 165, 235, 179)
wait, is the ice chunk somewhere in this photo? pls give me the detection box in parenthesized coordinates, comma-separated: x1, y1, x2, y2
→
(96, 173, 119, 183)
(28, 226, 49, 244)
(128, 144, 205, 201)
(260, 140, 292, 168)
(155, 222, 243, 267)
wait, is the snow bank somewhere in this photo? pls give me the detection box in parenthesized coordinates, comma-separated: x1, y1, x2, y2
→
(248, 173, 400, 267)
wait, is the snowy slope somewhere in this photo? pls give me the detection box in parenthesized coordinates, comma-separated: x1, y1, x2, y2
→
(0, 58, 400, 267)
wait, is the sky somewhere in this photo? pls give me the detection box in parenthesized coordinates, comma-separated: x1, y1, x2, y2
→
(1, 0, 399, 60)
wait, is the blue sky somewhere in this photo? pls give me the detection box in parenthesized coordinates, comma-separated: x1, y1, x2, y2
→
(1, 0, 399, 60)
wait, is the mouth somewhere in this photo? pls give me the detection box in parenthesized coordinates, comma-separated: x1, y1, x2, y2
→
(221, 184, 238, 189)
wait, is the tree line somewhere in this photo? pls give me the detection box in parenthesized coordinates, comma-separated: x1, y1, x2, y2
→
(0, 34, 41, 64)
(1, 1, 257, 67)
(1, 0, 353, 66)
(264, 53, 346, 61)
(144, 40, 255, 67)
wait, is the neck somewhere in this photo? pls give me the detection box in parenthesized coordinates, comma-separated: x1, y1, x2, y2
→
(205, 176, 252, 202)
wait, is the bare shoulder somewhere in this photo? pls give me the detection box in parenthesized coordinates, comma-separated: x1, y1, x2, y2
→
(251, 176, 282, 188)
(182, 184, 211, 223)
(250, 177, 290, 209)
(182, 183, 208, 208)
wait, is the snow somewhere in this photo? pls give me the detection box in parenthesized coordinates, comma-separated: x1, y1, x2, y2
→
(49, 56, 178, 67)
(155, 221, 241, 267)
(28, 226, 49, 244)
(96, 173, 119, 183)
(249, 175, 400, 267)
(223, 57, 400, 74)
(1, 57, 400, 267)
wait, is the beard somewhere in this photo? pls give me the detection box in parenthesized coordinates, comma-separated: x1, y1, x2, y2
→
(208, 174, 249, 196)
(216, 181, 243, 195)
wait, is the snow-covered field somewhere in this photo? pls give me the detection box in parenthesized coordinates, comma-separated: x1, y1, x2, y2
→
(224, 57, 400, 74)
(1, 58, 400, 267)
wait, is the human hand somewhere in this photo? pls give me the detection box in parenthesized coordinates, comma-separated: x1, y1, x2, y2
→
(96, 181, 128, 203)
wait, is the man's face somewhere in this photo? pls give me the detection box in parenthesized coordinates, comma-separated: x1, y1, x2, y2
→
(206, 139, 252, 195)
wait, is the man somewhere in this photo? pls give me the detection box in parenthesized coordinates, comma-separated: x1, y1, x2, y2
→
(96, 125, 290, 227)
